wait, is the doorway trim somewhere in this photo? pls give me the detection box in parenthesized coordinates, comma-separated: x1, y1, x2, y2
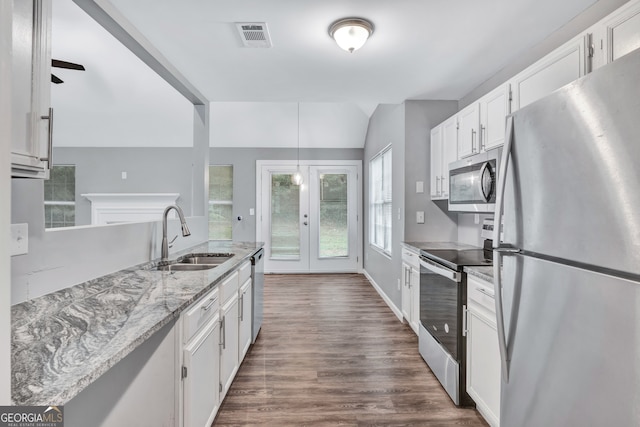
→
(256, 160, 363, 274)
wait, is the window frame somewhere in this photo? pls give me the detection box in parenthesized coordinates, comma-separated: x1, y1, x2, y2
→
(368, 145, 392, 256)
(208, 164, 234, 241)
(44, 165, 76, 229)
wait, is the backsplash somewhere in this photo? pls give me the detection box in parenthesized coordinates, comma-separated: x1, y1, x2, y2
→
(457, 213, 493, 247)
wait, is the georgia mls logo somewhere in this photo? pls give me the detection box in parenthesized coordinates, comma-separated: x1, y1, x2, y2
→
(0, 405, 64, 427)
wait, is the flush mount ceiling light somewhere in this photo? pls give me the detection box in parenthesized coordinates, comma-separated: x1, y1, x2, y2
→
(328, 18, 374, 53)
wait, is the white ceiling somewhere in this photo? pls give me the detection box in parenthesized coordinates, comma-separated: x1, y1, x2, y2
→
(55, 0, 599, 148)
(106, 0, 597, 111)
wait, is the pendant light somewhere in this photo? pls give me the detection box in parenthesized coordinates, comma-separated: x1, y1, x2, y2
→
(291, 103, 304, 185)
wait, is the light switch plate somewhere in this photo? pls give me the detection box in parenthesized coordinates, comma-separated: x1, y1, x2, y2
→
(249, 208, 255, 216)
(416, 211, 425, 224)
(416, 181, 424, 193)
(121, 171, 127, 180)
(11, 223, 28, 256)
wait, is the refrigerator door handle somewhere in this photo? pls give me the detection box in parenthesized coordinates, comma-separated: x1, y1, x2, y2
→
(493, 115, 514, 383)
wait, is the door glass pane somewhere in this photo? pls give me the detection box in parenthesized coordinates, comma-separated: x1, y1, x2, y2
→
(271, 174, 300, 259)
(319, 173, 348, 258)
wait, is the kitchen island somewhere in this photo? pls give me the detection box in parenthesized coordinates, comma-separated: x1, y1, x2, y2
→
(11, 241, 263, 407)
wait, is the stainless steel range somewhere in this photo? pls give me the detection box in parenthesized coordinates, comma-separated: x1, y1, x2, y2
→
(418, 245, 491, 406)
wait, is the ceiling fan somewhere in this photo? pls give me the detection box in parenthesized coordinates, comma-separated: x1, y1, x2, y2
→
(51, 59, 85, 84)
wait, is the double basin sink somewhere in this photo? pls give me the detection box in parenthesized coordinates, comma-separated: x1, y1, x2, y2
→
(156, 253, 234, 272)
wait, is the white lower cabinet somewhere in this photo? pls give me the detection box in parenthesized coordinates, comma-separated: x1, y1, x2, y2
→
(219, 288, 240, 401)
(401, 248, 420, 335)
(183, 316, 220, 427)
(466, 275, 500, 427)
(238, 278, 253, 362)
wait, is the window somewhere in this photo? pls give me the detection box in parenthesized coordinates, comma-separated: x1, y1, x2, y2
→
(44, 165, 76, 228)
(209, 165, 233, 240)
(369, 146, 392, 255)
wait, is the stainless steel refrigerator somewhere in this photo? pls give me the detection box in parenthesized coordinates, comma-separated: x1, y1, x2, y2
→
(493, 48, 640, 426)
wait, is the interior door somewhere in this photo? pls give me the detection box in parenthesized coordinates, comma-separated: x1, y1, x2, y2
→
(259, 162, 360, 273)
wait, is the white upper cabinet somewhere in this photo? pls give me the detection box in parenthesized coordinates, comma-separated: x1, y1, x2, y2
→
(479, 84, 511, 151)
(430, 115, 457, 200)
(598, 0, 640, 65)
(512, 35, 586, 110)
(11, 0, 52, 179)
(457, 103, 480, 159)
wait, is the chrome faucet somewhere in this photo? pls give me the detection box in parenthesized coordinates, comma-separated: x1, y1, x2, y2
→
(161, 205, 191, 262)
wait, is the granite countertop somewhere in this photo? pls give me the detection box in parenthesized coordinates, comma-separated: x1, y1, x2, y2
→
(464, 266, 495, 283)
(402, 241, 482, 252)
(11, 241, 263, 406)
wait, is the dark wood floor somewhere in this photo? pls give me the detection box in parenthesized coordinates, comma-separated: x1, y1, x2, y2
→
(213, 274, 488, 426)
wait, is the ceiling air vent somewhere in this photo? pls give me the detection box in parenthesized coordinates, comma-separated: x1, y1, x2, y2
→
(235, 22, 272, 48)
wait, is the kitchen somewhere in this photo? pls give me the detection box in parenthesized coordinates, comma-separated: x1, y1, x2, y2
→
(3, 0, 640, 426)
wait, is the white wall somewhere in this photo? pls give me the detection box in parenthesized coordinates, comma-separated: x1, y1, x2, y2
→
(1, 0, 13, 405)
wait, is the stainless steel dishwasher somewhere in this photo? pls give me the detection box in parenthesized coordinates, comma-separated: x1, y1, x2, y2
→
(251, 248, 264, 343)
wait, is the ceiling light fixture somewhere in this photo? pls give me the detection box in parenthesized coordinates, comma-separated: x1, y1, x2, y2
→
(291, 103, 304, 186)
(329, 18, 374, 53)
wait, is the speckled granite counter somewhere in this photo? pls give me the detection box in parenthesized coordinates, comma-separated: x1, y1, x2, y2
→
(465, 266, 495, 283)
(11, 241, 263, 406)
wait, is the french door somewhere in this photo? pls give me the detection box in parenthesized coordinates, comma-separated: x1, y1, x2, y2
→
(257, 161, 361, 273)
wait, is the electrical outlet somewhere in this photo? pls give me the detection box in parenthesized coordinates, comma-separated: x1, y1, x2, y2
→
(416, 211, 425, 224)
(249, 208, 255, 216)
(121, 171, 127, 180)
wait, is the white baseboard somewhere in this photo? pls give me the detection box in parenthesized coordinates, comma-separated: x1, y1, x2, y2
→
(362, 269, 403, 322)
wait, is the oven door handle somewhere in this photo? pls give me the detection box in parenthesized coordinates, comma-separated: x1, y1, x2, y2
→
(419, 257, 461, 282)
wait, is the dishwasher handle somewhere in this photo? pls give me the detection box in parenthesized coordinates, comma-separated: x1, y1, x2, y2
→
(419, 257, 461, 282)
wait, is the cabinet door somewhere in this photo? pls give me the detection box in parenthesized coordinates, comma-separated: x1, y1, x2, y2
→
(513, 36, 585, 110)
(441, 116, 458, 199)
(238, 278, 253, 362)
(410, 266, 420, 335)
(601, 0, 640, 64)
(430, 126, 443, 199)
(457, 103, 480, 159)
(480, 84, 510, 151)
(401, 263, 411, 322)
(184, 316, 220, 427)
(467, 308, 500, 427)
(220, 294, 240, 402)
(11, 0, 52, 178)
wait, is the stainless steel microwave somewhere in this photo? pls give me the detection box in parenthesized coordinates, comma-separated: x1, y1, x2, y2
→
(448, 147, 502, 213)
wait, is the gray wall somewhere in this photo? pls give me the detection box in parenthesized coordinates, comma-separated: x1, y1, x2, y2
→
(363, 104, 405, 308)
(404, 101, 458, 242)
(209, 147, 364, 243)
(54, 147, 194, 226)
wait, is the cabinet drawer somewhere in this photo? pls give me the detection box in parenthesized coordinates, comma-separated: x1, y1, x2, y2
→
(183, 287, 219, 343)
(467, 276, 496, 315)
(220, 271, 239, 305)
(401, 248, 420, 269)
(238, 260, 251, 286)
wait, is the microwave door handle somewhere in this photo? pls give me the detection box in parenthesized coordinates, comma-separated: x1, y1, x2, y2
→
(479, 162, 490, 202)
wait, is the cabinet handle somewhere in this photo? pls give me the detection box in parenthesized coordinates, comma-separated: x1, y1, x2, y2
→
(480, 125, 486, 151)
(462, 305, 468, 337)
(239, 294, 244, 321)
(471, 129, 477, 153)
(220, 316, 226, 349)
(39, 107, 54, 167)
(435, 176, 440, 196)
(202, 296, 217, 311)
(441, 175, 446, 196)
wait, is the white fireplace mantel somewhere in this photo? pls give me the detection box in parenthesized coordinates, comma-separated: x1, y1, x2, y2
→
(81, 193, 181, 225)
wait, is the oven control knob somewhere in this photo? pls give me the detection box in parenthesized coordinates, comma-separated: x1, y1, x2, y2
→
(444, 323, 450, 334)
